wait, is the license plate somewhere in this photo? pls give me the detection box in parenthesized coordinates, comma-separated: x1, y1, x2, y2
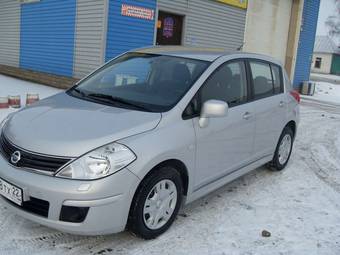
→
(0, 178, 23, 206)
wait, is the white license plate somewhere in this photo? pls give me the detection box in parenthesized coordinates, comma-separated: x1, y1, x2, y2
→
(0, 178, 23, 206)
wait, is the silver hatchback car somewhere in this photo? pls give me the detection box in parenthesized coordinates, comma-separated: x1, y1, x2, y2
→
(0, 47, 299, 239)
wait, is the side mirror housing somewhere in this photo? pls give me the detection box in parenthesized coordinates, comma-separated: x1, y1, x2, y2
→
(199, 100, 228, 128)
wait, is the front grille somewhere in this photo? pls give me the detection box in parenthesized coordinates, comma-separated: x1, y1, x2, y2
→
(3, 196, 50, 218)
(0, 132, 71, 173)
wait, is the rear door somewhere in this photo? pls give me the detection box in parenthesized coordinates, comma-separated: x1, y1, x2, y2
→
(247, 60, 287, 158)
(190, 60, 256, 190)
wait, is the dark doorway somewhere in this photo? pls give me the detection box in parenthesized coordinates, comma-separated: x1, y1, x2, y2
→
(156, 11, 183, 45)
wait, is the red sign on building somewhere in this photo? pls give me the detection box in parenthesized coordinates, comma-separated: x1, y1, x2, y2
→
(121, 4, 155, 20)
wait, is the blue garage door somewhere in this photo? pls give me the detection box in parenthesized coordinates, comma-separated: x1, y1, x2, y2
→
(106, 0, 156, 61)
(20, 0, 76, 77)
(293, 0, 320, 88)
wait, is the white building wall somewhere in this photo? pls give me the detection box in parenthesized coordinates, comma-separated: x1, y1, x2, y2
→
(243, 0, 292, 65)
(311, 53, 332, 74)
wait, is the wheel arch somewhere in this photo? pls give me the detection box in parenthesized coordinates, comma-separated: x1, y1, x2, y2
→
(134, 159, 189, 197)
(145, 159, 189, 196)
(285, 120, 297, 138)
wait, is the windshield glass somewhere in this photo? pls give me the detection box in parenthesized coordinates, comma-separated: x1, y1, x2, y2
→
(69, 53, 210, 112)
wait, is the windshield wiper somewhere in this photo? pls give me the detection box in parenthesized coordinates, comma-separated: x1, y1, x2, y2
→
(71, 88, 87, 97)
(87, 93, 150, 111)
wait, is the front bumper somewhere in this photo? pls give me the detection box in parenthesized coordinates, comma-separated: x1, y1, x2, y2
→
(0, 156, 140, 235)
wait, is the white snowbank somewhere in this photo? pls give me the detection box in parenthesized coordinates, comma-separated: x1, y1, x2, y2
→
(0, 75, 60, 121)
(310, 72, 340, 84)
(302, 81, 340, 105)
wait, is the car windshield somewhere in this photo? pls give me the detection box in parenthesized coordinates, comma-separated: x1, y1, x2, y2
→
(68, 53, 210, 112)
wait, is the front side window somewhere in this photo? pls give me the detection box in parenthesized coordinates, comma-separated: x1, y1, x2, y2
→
(183, 60, 248, 119)
(200, 61, 248, 107)
(250, 61, 274, 99)
(69, 53, 209, 112)
(183, 60, 248, 118)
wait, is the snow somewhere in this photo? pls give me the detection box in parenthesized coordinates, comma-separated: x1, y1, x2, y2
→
(310, 73, 340, 84)
(0, 74, 340, 254)
(301, 81, 340, 105)
(0, 75, 60, 121)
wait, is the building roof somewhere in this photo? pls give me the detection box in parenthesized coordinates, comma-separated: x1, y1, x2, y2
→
(314, 36, 340, 54)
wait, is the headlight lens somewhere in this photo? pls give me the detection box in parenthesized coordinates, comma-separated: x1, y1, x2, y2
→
(56, 143, 136, 180)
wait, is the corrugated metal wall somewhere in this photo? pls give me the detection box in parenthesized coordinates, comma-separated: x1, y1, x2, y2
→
(20, 0, 76, 77)
(105, 0, 156, 61)
(0, 0, 20, 67)
(157, 0, 189, 14)
(293, 0, 320, 87)
(158, 0, 246, 51)
(74, 0, 107, 78)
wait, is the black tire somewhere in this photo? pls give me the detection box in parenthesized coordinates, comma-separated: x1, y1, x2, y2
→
(128, 166, 183, 239)
(269, 127, 294, 171)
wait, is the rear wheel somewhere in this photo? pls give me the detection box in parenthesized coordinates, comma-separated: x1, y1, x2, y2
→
(269, 127, 294, 171)
(128, 166, 183, 239)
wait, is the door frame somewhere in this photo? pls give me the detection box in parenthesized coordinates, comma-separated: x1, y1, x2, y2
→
(153, 8, 186, 46)
(182, 58, 254, 120)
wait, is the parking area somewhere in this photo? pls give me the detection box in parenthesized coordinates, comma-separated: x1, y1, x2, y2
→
(0, 75, 339, 254)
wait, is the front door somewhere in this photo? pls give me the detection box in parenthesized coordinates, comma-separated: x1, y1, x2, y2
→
(192, 60, 256, 190)
(156, 11, 183, 45)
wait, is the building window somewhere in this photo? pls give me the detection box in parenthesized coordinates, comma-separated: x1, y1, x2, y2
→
(315, 57, 322, 68)
(156, 11, 184, 45)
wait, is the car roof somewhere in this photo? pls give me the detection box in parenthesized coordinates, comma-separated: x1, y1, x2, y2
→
(133, 46, 282, 65)
(134, 46, 228, 62)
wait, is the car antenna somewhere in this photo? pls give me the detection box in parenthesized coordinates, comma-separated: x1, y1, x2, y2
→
(237, 42, 244, 51)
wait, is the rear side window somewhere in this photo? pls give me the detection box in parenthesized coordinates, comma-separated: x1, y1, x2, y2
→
(249, 61, 273, 99)
(249, 61, 283, 99)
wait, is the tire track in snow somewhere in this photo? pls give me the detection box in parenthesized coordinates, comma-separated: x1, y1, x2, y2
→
(297, 103, 340, 193)
(301, 99, 340, 115)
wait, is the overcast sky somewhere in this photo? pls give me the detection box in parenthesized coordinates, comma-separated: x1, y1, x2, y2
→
(316, 0, 336, 36)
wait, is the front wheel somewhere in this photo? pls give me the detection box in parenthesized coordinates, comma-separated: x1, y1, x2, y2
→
(269, 127, 294, 171)
(128, 166, 183, 239)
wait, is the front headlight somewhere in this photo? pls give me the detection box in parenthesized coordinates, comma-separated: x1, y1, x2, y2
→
(56, 143, 136, 180)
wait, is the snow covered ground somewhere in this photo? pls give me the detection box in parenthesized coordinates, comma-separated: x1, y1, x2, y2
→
(310, 73, 340, 84)
(301, 81, 340, 105)
(0, 75, 340, 254)
(0, 75, 60, 121)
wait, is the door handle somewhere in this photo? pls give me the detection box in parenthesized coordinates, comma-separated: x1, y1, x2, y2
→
(279, 101, 285, 107)
(243, 112, 252, 120)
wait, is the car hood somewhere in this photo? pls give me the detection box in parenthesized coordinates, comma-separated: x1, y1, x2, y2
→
(3, 92, 161, 157)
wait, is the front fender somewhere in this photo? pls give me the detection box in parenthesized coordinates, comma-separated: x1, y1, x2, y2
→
(120, 119, 196, 196)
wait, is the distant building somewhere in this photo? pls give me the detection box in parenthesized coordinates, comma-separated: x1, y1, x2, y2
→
(311, 36, 340, 75)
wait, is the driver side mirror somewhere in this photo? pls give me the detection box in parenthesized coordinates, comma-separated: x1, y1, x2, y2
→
(199, 100, 228, 128)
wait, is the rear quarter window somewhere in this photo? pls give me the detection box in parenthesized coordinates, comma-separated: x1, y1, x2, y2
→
(271, 64, 283, 94)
